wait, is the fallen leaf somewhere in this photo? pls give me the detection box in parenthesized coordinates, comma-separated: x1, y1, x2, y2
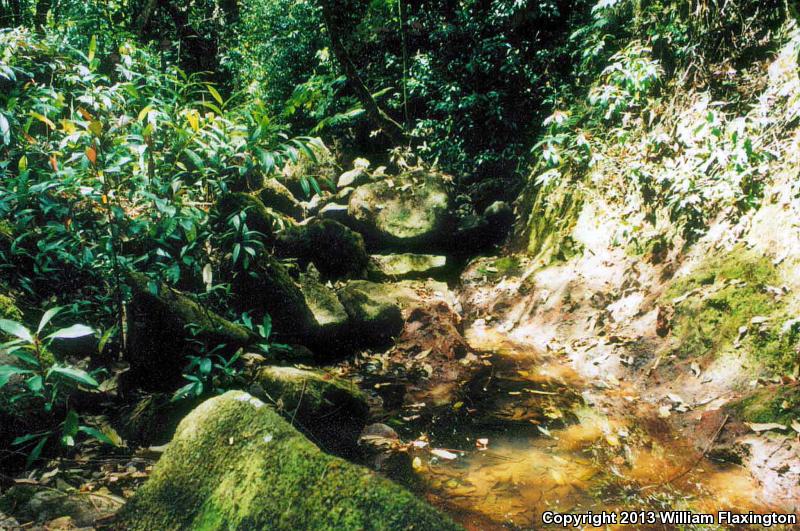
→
(746, 422, 787, 433)
(431, 448, 458, 460)
(791, 420, 800, 434)
(658, 405, 672, 418)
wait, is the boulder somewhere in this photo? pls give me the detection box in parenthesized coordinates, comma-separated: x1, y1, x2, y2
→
(298, 273, 350, 341)
(277, 219, 369, 280)
(125, 273, 255, 391)
(213, 192, 293, 245)
(452, 200, 514, 252)
(337, 282, 404, 343)
(230, 257, 348, 350)
(250, 366, 368, 455)
(114, 391, 461, 530)
(317, 203, 351, 225)
(369, 254, 448, 281)
(347, 170, 452, 249)
(257, 178, 304, 220)
(337, 167, 371, 189)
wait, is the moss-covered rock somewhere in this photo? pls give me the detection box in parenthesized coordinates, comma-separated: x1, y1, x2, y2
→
(250, 366, 368, 455)
(125, 273, 256, 391)
(0, 292, 22, 321)
(278, 219, 369, 280)
(213, 192, 294, 245)
(347, 170, 453, 250)
(337, 281, 404, 343)
(230, 257, 349, 350)
(727, 384, 800, 426)
(231, 255, 317, 339)
(257, 178, 304, 220)
(662, 246, 791, 372)
(368, 254, 448, 281)
(115, 391, 461, 530)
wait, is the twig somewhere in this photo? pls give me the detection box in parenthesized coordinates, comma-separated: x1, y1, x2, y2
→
(659, 413, 729, 487)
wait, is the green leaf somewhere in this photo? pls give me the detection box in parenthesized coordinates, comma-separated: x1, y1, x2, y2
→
(26, 436, 48, 469)
(48, 366, 99, 388)
(46, 324, 94, 341)
(0, 365, 33, 389)
(26, 374, 43, 392)
(207, 85, 224, 106)
(37, 306, 63, 334)
(199, 358, 212, 375)
(78, 426, 115, 446)
(88, 35, 97, 63)
(62, 410, 79, 440)
(0, 319, 32, 342)
(183, 148, 204, 170)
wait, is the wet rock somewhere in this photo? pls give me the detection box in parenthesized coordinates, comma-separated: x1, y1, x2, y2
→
(277, 219, 369, 280)
(358, 424, 415, 483)
(125, 273, 255, 391)
(348, 170, 453, 250)
(115, 391, 461, 530)
(369, 254, 448, 281)
(333, 186, 356, 204)
(257, 178, 304, 220)
(337, 281, 404, 343)
(250, 366, 369, 455)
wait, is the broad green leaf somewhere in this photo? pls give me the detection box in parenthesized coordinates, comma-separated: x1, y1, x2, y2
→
(207, 85, 224, 106)
(138, 105, 153, 122)
(48, 366, 99, 388)
(78, 425, 115, 446)
(46, 324, 95, 340)
(26, 435, 48, 469)
(88, 35, 97, 63)
(38, 306, 63, 334)
(62, 410, 79, 439)
(30, 111, 55, 130)
(0, 319, 32, 342)
(0, 365, 33, 389)
(199, 358, 212, 375)
(26, 374, 43, 392)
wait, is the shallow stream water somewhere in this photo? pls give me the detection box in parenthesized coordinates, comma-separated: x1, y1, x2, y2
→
(407, 329, 787, 530)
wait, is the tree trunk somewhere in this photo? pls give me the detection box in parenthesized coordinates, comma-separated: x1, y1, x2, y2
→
(35, 0, 52, 29)
(134, 0, 159, 33)
(319, 0, 407, 146)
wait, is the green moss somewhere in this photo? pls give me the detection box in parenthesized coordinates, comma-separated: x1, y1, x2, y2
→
(278, 219, 369, 280)
(663, 247, 794, 372)
(525, 181, 585, 263)
(258, 178, 304, 220)
(251, 366, 368, 454)
(369, 254, 447, 280)
(0, 293, 22, 321)
(214, 192, 292, 244)
(728, 384, 800, 425)
(116, 391, 461, 531)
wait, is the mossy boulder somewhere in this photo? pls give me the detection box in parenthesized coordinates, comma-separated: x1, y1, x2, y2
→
(125, 273, 255, 391)
(277, 219, 369, 280)
(257, 178, 304, 220)
(230, 257, 349, 350)
(0, 292, 22, 322)
(347, 170, 453, 250)
(250, 366, 368, 455)
(213, 192, 294, 245)
(114, 391, 461, 530)
(231, 255, 317, 339)
(337, 281, 404, 343)
(369, 254, 448, 281)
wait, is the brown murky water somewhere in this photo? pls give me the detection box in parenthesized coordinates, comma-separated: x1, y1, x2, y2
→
(407, 329, 791, 530)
